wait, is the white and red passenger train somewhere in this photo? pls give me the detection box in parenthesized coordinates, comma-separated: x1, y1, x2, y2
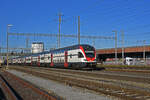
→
(9, 44, 97, 68)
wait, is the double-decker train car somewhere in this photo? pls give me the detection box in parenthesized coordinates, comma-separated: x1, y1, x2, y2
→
(9, 44, 97, 69)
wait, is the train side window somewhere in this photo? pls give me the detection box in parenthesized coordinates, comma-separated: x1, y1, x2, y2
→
(70, 54, 72, 58)
(78, 52, 84, 58)
(48, 56, 50, 59)
(41, 57, 44, 60)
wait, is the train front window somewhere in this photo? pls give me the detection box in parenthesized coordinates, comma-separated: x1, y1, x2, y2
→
(78, 52, 84, 58)
(85, 52, 95, 58)
(82, 45, 95, 51)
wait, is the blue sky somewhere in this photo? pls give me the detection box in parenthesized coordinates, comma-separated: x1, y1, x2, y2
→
(0, 0, 150, 50)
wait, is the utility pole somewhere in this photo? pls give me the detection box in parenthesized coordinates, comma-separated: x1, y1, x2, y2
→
(0, 46, 1, 59)
(143, 40, 146, 64)
(121, 30, 124, 65)
(26, 37, 29, 53)
(113, 30, 117, 64)
(0, 31, 1, 60)
(0, 46, 1, 66)
(58, 12, 63, 48)
(6, 24, 13, 69)
(93, 40, 95, 46)
(78, 16, 80, 45)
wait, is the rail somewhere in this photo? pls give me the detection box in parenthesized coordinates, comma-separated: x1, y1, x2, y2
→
(11, 66, 150, 100)
(4, 71, 59, 100)
(0, 74, 18, 100)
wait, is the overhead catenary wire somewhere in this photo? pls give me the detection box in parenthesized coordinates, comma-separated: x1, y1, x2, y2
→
(8, 33, 115, 40)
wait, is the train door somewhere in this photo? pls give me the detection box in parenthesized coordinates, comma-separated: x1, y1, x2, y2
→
(64, 51, 68, 68)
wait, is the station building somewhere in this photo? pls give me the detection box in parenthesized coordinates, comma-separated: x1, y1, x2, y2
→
(96, 45, 150, 62)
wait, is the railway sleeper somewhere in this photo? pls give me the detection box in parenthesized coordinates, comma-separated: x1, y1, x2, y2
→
(143, 96, 150, 99)
(10, 67, 150, 100)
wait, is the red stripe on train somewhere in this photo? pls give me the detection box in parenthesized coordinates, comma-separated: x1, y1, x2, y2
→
(80, 46, 96, 61)
(64, 51, 68, 67)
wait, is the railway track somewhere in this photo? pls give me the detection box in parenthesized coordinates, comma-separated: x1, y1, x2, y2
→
(0, 69, 60, 100)
(0, 74, 18, 100)
(10, 66, 150, 100)
(20, 66, 150, 84)
(101, 66, 150, 73)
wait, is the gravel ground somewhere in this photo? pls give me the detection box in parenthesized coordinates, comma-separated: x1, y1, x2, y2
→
(96, 71, 150, 79)
(8, 69, 115, 100)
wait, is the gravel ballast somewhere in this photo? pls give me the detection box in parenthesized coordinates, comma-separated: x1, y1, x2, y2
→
(8, 70, 114, 100)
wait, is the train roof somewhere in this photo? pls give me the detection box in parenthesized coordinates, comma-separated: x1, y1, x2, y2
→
(13, 44, 95, 58)
(49, 44, 94, 52)
(31, 44, 94, 55)
(32, 42, 44, 44)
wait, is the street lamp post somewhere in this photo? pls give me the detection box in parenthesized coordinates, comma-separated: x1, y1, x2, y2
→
(143, 40, 146, 64)
(113, 30, 117, 64)
(121, 30, 124, 65)
(6, 24, 13, 69)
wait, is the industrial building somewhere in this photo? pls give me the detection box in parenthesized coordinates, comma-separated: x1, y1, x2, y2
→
(31, 42, 44, 54)
(96, 45, 150, 62)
